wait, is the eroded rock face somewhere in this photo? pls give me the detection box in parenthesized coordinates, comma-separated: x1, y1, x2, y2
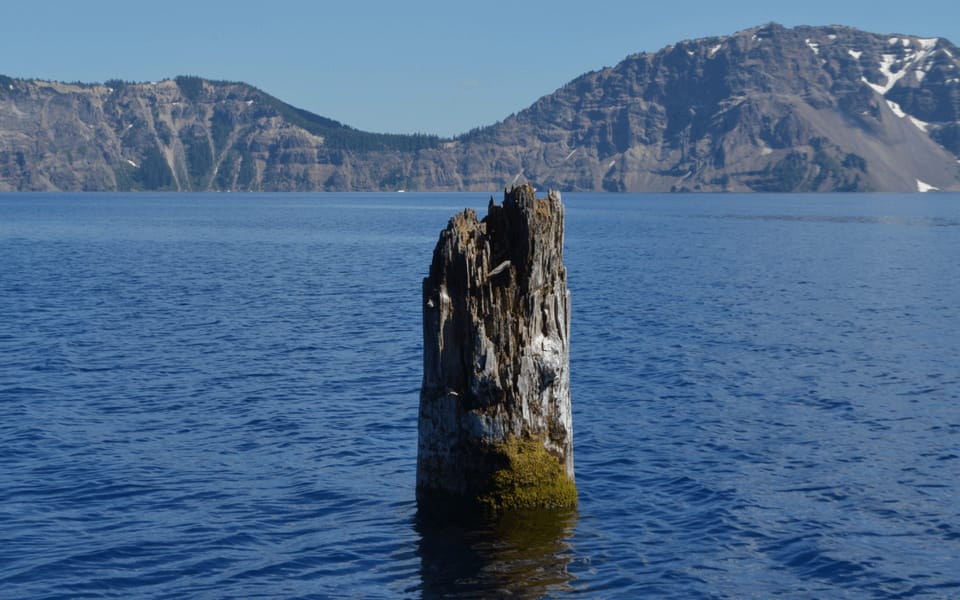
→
(417, 184, 575, 510)
(6, 25, 960, 192)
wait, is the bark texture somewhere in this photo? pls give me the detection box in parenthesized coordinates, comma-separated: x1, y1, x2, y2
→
(417, 184, 575, 510)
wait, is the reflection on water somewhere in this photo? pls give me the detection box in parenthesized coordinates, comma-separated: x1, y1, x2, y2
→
(415, 503, 578, 598)
(711, 214, 960, 227)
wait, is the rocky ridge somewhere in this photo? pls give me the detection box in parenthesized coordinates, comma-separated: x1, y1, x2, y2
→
(463, 24, 960, 192)
(2, 24, 959, 192)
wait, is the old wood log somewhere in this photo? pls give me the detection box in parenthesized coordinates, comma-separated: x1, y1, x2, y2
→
(417, 184, 575, 511)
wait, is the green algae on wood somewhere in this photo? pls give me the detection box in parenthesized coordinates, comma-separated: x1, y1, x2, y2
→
(479, 435, 578, 512)
(417, 185, 576, 511)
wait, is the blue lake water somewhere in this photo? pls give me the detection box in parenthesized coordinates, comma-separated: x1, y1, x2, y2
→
(1, 192, 959, 599)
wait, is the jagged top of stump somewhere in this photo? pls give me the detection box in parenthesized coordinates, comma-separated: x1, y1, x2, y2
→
(427, 184, 565, 291)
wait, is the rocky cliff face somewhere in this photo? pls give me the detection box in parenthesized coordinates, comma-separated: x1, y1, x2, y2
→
(3, 24, 960, 192)
(0, 75, 444, 192)
(463, 24, 960, 192)
(417, 185, 575, 510)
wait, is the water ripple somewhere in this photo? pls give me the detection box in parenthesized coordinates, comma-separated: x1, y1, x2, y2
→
(2, 193, 959, 597)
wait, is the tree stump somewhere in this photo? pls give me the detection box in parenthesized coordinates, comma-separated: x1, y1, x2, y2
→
(417, 184, 575, 511)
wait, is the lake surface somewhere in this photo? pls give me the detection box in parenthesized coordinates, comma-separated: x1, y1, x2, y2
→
(1, 192, 959, 599)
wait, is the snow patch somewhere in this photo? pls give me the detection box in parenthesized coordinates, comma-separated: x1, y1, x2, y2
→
(886, 100, 907, 118)
(889, 37, 900, 45)
(828, 34, 838, 40)
(917, 179, 939, 192)
(944, 48, 954, 58)
(902, 38, 911, 47)
(861, 77, 885, 95)
(863, 54, 909, 95)
(915, 69, 926, 82)
(687, 50, 695, 56)
(909, 116, 930, 132)
(848, 49, 862, 59)
(606, 160, 617, 170)
(563, 149, 577, 161)
(918, 37, 938, 50)
(806, 39, 820, 55)
(882, 99, 931, 131)
(125, 159, 138, 168)
(709, 44, 722, 57)
(245, 100, 254, 105)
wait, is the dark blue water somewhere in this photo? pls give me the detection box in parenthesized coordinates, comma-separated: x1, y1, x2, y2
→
(1, 192, 958, 599)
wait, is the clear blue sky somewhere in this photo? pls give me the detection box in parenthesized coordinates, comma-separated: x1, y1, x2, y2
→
(3, 0, 958, 137)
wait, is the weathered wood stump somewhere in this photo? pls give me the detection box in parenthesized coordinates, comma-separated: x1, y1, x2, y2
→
(417, 184, 575, 511)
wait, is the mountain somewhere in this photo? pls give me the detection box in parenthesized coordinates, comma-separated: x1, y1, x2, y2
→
(2, 24, 960, 193)
(469, 24, 960, 193)
(0, 75, 443, 192)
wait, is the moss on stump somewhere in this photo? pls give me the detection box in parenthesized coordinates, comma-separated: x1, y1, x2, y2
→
(478, 435, 578, 512)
